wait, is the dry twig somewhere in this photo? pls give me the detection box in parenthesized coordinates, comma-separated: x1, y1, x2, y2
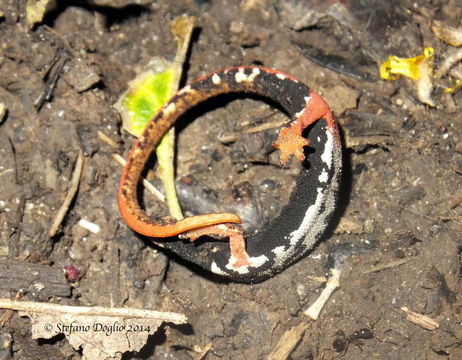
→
(193, 342, 213, 360)
(362, 257, 415, 274)
(304, 268, 341, 320)
(218, 120, 285, 144)
(0, 298, 187, 323)
(49, 150, 84, 237)
(268, 322, 310, 360)
(401, 307, 439, 331)
(112, 154, 165, 202)
(97, 130, 119, 148)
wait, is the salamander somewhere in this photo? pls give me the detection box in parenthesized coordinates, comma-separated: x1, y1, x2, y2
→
(118, 66, 342, 283)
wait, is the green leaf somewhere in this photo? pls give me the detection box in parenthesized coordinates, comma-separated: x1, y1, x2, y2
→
(120, 68, 175, 137)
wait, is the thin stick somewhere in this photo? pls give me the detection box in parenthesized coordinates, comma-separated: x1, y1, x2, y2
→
(268, 322, 310, 360)
(304, 268, 341, 320)
(362, 257, 414, 274)
(97, 130, 119, 148)
(193, 342, 213, 360)
(112, 154, 165, 202)
(49, 150, 84, 237)
(218, 120, 286, 144)
(97, 132, 166, 202)
(0, 298, 187, 324)
(401, 306, 439, 331)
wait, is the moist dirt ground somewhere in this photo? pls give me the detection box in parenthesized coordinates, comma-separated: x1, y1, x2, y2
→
(0, 0, 461, 359)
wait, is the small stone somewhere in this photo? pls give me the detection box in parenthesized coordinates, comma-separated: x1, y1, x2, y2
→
(64, 58, 101, 92)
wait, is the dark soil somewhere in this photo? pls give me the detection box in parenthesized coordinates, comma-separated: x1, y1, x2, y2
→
(0, 0, 461, 359)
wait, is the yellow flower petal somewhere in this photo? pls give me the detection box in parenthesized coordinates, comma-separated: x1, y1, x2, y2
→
(380, 47, 434, 81)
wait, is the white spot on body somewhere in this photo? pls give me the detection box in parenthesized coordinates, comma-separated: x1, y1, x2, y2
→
(304, 96, 311, 105)
(178, 85, 191, 95)
(289, 187, 325, 247)
(272, 245, 286, 256)
(250, 254, 267, 267)
(235, 68, 247, 83)
(248, 67, 261, 81)
(276, 73, 286, 80)
(272, 245, 287, 265)
(318, 169, 328, 183)
(164, 102, 176, 116)
(235, 67, 261, 83)
(212, 73, 221, 85)
(295, 109, 305, 118)
(211, 261, 227, 276)
(211, 254, 268, 276)
(225, 254, 268, 274)
(227, 258, 249, 273)
(321, 131, 334, 168)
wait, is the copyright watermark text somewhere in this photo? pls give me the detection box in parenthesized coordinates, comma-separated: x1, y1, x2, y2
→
(44, 320, 151, 336)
